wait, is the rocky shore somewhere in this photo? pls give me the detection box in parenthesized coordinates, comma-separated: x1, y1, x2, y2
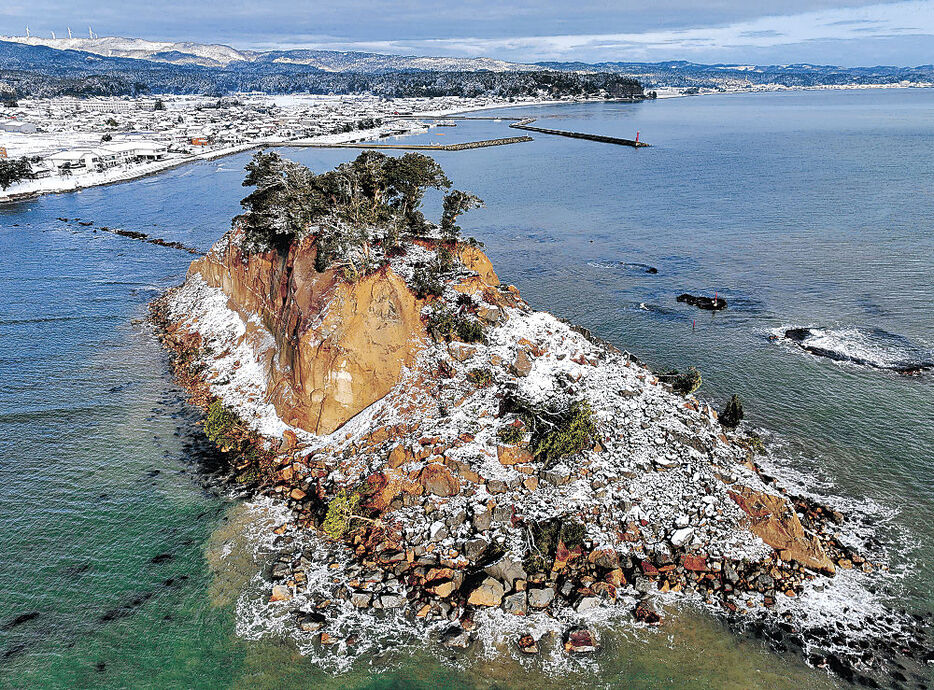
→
(151, 209, 931, 686)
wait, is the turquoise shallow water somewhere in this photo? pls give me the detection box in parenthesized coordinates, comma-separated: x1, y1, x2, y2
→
(0, 88, 931, 687)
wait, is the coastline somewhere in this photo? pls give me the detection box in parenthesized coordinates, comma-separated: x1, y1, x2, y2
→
(4, 84, 927, 205)
(0, 97, 568, 205)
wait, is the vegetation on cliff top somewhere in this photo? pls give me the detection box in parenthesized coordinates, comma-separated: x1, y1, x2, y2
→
(234, 151, 484, 274)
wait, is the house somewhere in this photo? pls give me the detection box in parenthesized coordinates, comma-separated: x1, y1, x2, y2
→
(129, 141, 169, 161)
(0, 120, 37, 134)
(47, 149, 101, 172)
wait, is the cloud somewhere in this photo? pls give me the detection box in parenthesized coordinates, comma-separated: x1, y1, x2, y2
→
(269, 0, 934, 63)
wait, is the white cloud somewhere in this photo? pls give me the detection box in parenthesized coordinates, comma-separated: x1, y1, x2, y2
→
(268, 0, 934, 62)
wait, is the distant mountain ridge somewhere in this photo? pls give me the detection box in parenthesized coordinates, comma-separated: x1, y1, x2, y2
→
(3, 34, 931, 85)
(0, 34, 930, 100)
(1, 35, 541, 72)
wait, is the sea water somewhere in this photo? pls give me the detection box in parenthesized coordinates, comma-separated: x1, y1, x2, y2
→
(1, 88, 931, 687)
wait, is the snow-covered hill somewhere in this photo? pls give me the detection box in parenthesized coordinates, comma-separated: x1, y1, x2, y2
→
(0, 35, 539, 72)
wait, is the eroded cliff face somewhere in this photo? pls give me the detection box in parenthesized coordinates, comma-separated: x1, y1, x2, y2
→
(187, 231, 501, 435)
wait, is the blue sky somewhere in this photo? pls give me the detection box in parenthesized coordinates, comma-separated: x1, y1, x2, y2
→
(2, 0, 933, 65)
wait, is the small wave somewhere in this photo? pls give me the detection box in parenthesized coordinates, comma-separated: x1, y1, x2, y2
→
(587, 260, 658, 274)
(770, 326, 933, 374)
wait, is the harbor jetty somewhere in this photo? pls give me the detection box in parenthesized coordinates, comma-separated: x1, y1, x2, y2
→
(509, 118, 649, 147)
(279, 136, 533, 151)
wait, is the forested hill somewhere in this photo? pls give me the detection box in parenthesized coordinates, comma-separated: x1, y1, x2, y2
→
(536, 59, 934, 89)
(0, 40, 644, 99)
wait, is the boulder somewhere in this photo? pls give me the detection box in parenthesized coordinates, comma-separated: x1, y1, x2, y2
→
(477, 305, 505, 325)
(502, 592, 528, 615)
(564, 627, 600, 653)
(464, 537, 488, 562)
(468, 577, 505, 607)
(471, 505, 492, 532)
(269, 584, 291, 602)
(364, 469, 423, 511)
(676, 293, 727, 311)
(544, 465, 571, 486)
(517, 634, 539, 654)
(380, 594, 405, 609)
(528, 587, 556, 609)
(440, 626, 473, 649)
(729, 486, 835, 575)
(296, 611, 326, 632)
(575, 596, 601, 613)
(419, 464, 460, 497)
(511, 348, 533, 377)
(670, 527, 694, 547)
(429, 521, 449, 542)
(386, 444, 408, 469)
(484, 555, 527, 588)
(449, 342, 478, 362)
(429, 580, 456, 598)
(635, 602, 663, 626)
(497, 444, 533, 466)
(588, 548, 620, 570)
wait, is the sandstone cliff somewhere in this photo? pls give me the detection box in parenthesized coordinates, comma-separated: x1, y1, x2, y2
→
(187, 232, 498, 435)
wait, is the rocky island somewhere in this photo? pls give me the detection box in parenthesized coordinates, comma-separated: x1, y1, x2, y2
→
(152, 152, 931, 685)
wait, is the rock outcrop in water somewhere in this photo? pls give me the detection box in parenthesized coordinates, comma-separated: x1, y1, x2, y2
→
(676, 293, 727, 310)
(151, 155, 931, 685)
(778, 326, 933, 375)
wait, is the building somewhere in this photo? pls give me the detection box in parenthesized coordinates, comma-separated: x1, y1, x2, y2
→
(0, 120, 37, 134)
(47, 149, 101, 172)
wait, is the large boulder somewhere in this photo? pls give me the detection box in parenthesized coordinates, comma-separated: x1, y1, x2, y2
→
(729, 487, 835, 575)
(468, 577, 505, 607)
(419, 464, 460, 497)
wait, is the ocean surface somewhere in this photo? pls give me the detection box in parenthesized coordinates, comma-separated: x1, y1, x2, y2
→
(1, 88, 932, 688)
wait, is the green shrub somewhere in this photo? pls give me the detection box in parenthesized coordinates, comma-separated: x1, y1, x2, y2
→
(322, 489, 363, 540)
(204, 400, 240, 448)
(497, 424, 525, 445)
(426, 305, 457, 340)
(455, 318, 484, 343)
(735, 431, 764, 454)
(719, 394, 744, 429)
(659, 367, 702, 395)
(435, 246, 457, 274)
(533, 400, 597, 462)
(467, 368, 494, 387)
(411, 265, 444, 299)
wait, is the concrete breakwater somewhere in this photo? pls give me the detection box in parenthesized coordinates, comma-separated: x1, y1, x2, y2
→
(510, 119, 649, 147)
(283, 136, 533, 151)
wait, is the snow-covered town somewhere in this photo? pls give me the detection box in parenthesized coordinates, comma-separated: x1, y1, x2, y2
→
(0, 93, 527, 201)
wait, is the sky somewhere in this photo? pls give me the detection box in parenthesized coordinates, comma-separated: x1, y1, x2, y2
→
(1, 0, 933, 65)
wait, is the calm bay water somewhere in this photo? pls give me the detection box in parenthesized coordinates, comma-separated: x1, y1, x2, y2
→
(0, 88, 931, 687)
